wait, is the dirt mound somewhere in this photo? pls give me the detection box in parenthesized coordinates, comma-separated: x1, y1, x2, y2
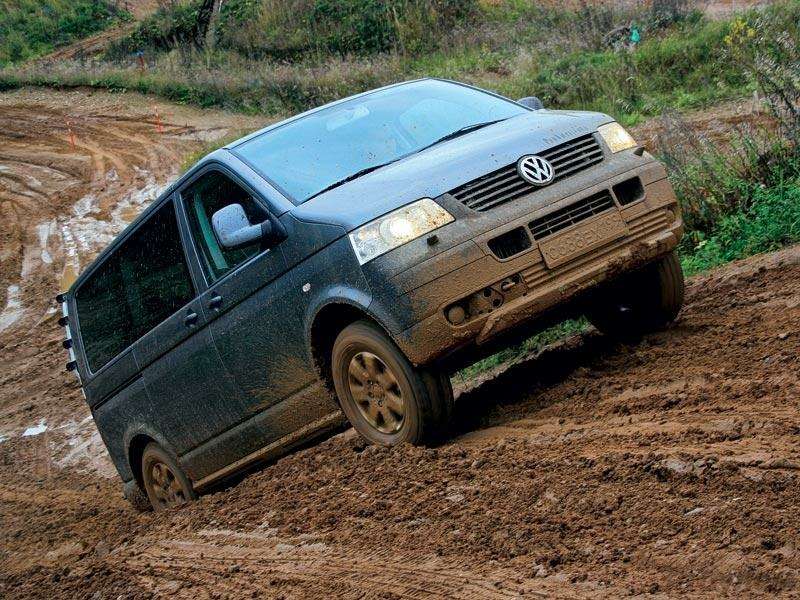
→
(1, 88, 799, 598)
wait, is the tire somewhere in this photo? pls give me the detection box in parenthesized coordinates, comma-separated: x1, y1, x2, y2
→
(587, 251, 685, 339)
(331, 320, 453, 446)
(123, 481, 152, 512)
(140, 442, 197, 511)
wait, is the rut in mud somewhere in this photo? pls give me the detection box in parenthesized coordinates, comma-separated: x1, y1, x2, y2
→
(0, 88, 264, 466)
(2, 244, 799, 599)
(1, 89, 799, 599)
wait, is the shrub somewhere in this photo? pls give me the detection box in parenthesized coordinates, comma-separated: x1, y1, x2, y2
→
(107, 0, 216, 59)
(0, 0, 121, 65)
(116, 0, 479, 60)
(681, 174, 800, 274)
(656, 2, 800, 240)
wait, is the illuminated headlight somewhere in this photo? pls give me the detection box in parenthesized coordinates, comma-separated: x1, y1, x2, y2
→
(349, 198, 454, 265)
(598, 122, 638, 153)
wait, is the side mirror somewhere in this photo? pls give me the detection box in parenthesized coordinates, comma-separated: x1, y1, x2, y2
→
(517, 96, 544, 110)
(212, 203, 272, 250)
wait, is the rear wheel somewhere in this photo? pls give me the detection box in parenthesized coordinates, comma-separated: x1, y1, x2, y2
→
(587, 251, 685, 339)
(331, 320, 453, 446)
(141, 442, 196, 511)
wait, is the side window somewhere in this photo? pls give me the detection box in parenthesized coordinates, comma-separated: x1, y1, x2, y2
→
(76, 201, 195, 372)
(182, 170, 268, 282)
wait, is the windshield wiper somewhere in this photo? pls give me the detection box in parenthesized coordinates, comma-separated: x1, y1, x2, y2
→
(417, 118, 508, 153)
(303, 118, 507, 202)
(305, 158, 401, 201)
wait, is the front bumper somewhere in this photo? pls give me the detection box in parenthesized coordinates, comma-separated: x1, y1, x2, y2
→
(392, 162, 683, 365)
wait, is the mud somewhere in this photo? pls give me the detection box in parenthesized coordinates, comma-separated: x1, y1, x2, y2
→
(0, 87, 264, 466)
(1, 88, 800, 598)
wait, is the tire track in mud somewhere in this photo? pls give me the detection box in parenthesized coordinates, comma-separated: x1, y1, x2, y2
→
(123, 534, 535, 599)
(1, 87, 800, 598)
(0, 88, 265, 468)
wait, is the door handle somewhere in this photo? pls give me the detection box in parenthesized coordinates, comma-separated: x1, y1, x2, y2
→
(184, 311, 199, 327)
(208, 294, 223, 310)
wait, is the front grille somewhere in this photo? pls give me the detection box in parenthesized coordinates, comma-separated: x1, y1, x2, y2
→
(448, 133, 604, 212)
(529, 190, 615, 240)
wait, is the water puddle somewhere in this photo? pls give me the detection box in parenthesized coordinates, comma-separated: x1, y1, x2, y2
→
(22, 419, 48, 437)
(0, 285, 24, 332)
(56, 171, 166, 292)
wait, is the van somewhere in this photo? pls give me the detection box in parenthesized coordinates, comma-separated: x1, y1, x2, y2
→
(59, 79, 684, 510)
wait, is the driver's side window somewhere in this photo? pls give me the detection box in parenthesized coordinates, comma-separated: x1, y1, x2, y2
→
(182, 170, 268, 282)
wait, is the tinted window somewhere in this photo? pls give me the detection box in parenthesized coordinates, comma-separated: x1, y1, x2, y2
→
(234, 80, 526, 203)
(76, 201, 195, 371)
(182, 170, 268, 282)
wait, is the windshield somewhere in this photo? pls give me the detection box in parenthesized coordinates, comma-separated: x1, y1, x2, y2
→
(233, 80, 527, 203)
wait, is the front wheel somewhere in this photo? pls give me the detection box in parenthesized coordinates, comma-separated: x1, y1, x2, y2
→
(331, 320, 453, 446)
(587, 251, 685, 339)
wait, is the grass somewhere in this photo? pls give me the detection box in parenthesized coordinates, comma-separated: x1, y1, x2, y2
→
(4, 2, 797, 126)
(0, 0, 125, 66)
(681, 171, 800, 275)
(457, 319, 588, 381)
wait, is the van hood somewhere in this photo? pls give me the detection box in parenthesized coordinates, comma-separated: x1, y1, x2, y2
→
(290, 109, 614, 231)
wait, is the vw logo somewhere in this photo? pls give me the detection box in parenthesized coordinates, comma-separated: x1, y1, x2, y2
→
(517, 155, 555, 186)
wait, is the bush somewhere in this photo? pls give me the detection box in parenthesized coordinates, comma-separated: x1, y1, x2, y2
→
(107, 0, 216, 59)
(682, 175, 800, 274)
(116, 0, 478, 60)
(656, 2, 800, 239)
(0, 0, 121, 65)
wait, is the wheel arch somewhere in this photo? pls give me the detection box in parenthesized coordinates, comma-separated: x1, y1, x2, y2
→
(308, 299, 400, 398)
(124, 427, 181, 490)
(127, 433, 154, 491)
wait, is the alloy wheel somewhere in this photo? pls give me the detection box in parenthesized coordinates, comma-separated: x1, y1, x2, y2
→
(146, 461, 187, 508)
(347, 351, 405, 434)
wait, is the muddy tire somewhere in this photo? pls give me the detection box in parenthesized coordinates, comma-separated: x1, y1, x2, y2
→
(141, 442, 196, 511)
(331, 320, 453, 446)
(587, 251, 685, 339)
(124, 483, 152, 512)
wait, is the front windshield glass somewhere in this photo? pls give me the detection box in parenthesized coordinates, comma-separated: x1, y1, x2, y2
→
(233, 80, 527, 203)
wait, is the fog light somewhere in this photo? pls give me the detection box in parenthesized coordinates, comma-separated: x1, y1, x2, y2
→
(447, 305, 466, 325)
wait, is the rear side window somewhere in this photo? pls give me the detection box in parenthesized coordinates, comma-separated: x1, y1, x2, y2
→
(182, 170, 268, 282)
(76, 201, 196, 372)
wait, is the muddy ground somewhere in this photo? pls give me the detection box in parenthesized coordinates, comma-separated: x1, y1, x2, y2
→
(1, 87, 799, 598)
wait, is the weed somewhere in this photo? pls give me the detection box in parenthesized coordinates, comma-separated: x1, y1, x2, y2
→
(0, 0, 124, 65)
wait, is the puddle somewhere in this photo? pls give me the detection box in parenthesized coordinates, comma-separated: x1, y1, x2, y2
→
(22, 419, 48, 437)
(57, 172, 166, 293)
(36, 221, 54, 265)
(0, 285, 24, 332)
(60, 263, 79, 293)
(54, 415, 116, 477)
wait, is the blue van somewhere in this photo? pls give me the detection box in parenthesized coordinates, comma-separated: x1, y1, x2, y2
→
(58, 79, 684, 510)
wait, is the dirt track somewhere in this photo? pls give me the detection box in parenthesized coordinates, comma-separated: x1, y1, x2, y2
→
(1, 89, 800, 598)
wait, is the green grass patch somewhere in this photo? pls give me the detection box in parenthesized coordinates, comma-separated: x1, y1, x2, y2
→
(681, 176, 800, 275)
(457, 318, 588, 380)
(0, 0, 125, 66)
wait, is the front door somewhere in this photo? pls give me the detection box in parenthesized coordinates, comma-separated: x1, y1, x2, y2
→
(177, 169, 328, 474)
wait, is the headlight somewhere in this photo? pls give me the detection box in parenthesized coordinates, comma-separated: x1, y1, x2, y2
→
(349, 198, 454, 265)
(598, 122, 638, 153)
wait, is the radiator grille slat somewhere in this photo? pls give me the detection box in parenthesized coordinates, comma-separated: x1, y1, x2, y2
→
(529, 190, 615, 240)
(450, 134, 604, 212)
(457, 169, 519, 203)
